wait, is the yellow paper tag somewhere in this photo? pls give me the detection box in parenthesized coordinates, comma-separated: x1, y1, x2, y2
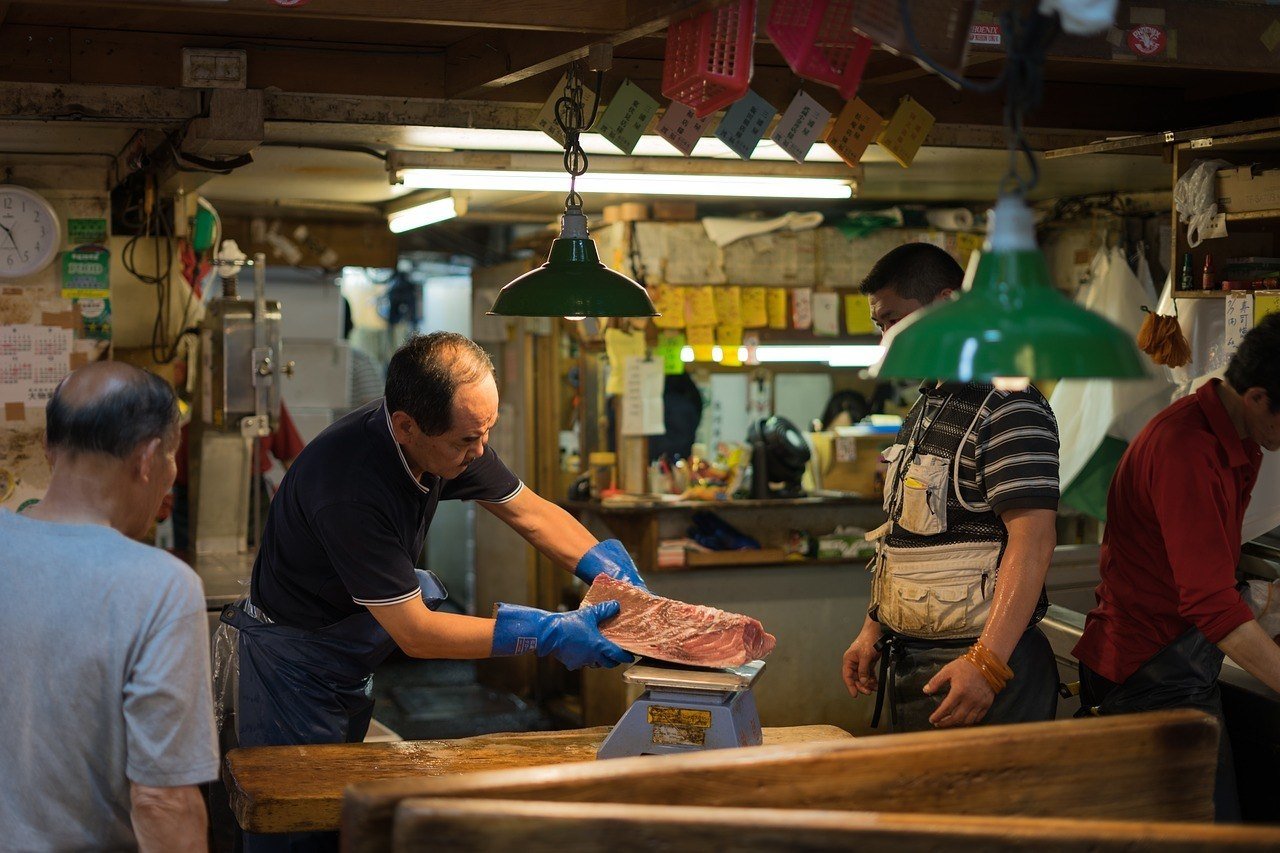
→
(686, 325, 716, 362)
(712, 285, 742, 327)
(740, 287, 768, 328)
(685, 286, 718, 325)
(877, 96, 934, 168)
(956, 232, 984, 264)
(766, 287, 789, 329)
(825, 97, 884, 168)
(843, 293, 876, 336)
(717, 324, 743, 366)
(604, 328, 647, 395)
(1262, 19, 1280, 53)
(650, 284, 686, 329)
(1255, 292, 1280, 323)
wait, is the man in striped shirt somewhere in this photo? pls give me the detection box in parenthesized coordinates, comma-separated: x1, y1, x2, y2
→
(842, 243, 1061, 732)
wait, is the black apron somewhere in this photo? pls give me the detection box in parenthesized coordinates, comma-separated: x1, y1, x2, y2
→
(1077, 627, 1240, 822)
(873, 624, 1060, 732)
(224, 569, 447, 852)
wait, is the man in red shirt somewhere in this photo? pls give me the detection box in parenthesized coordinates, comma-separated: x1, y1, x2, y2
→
(1074, 313, 1280, 821)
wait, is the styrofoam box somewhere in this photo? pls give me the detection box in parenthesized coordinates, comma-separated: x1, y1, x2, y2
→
(288, 406, 340, 445)
(282, 340, 351, 408)
(264, 270, 345, 340)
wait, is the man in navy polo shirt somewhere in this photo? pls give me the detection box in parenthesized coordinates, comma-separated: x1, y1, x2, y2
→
(223, 332, 643, 848)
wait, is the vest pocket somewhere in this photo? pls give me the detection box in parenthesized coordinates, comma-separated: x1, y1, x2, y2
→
(895, 454, 949, 536)
(880, 444, 906, 514)
(931, 583, 974, 635)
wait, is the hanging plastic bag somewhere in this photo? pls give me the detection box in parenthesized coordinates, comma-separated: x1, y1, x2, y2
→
(1174, 159, 1232, 248)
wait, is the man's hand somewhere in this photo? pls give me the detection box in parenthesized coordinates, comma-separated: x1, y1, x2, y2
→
(924, 657, 996, 728)
(842, 617, 883, 697)
(574, 539, 647, 590)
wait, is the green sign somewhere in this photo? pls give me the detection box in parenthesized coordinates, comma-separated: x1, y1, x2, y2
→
(61, 246, 110, 299)
(657, 331, 686, 375)
(67, 218, 107, 246)
(598, 79, 659, 155)
(75, 296, 112, 340)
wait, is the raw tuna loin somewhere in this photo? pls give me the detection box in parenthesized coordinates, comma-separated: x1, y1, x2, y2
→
(581, 576, 776, 669)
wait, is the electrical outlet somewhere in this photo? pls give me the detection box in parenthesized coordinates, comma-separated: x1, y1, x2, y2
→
(182, 48, 247, 89)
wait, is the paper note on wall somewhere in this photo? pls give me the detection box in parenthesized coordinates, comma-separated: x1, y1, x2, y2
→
(656, 330, 686, 375)
(812, 292, 841, 337)
(686, 325, 716, 362)
(651, 285, 687, 328)
(1254, 292, 1280, 323)
(769, 90, 831, 163)
(717, 324, 743, 367)
(956, 232, 984, 264)
(739, 287, 768, 328)
(792, 288, 813, 329)
(766, 288, 789, 329)
(685, 286, 718, 325)
(825, 98, 883, 168)
(1224, 291, 1255, 358)
(0, 324, 72, 404)
(843, 293, 877, 335)
(620, 356, 667, 436)
(604, 327, 647, 395)
(712, 285, 742, 327)
(656, 101, 712, 157)
(877, 96, 935, 168)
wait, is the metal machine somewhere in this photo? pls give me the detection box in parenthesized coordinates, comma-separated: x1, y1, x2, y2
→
(191, 247, 292, 556)
(597, 659, 766, 760)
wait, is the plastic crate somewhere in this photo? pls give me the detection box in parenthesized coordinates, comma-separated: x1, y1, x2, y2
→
(661, 0, 757, 118)
(766, 0, 873, 99)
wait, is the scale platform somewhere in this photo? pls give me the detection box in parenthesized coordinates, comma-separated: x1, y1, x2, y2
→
(596, 659, 766, 760)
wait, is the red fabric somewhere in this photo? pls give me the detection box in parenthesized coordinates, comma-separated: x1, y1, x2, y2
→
(175, 401, 307, 486)
(1074, 380, 1262, 684)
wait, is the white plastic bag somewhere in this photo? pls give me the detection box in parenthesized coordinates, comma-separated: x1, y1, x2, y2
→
(1174, 159, 1232, 248)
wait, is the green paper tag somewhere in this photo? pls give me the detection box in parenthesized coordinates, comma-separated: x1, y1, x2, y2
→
(67, 218, 107, 246)
(714, 90, 777, 160)
(61, 246, 110, 298)
(598, 79, 660, 155)
(657, 331, 686, 375)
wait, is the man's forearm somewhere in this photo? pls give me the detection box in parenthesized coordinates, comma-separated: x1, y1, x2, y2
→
(979, 508, 1057, 662)
(1218, 619, 1280, 696)
(482, 490, 597, 570)
(130, 783, 206, 853)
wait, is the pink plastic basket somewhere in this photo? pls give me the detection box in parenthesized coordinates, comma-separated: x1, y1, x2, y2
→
(662, 0, 757, 118)
(766, 0, 873, 100)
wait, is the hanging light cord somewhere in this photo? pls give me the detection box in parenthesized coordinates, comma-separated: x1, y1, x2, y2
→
(555, 63, 605, 209)
(898, 0, 1059, 195)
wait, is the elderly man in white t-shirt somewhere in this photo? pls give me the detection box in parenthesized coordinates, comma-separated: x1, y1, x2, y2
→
(0, 362, 217, 851)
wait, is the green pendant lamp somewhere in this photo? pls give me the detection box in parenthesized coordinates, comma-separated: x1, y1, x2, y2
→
(488, 60, 657, 320)
(872, 194, 1148, 384)
(488, 203, 657, 318)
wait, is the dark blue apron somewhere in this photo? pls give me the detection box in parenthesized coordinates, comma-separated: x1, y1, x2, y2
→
(223, 569, 447, 853)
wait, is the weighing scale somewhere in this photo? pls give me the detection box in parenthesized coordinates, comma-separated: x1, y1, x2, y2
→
(596, 659, 766, 760)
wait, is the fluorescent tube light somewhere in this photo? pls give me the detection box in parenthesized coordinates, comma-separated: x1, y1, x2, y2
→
(399, 169, 852, 200)
(387, 197, 457, 233)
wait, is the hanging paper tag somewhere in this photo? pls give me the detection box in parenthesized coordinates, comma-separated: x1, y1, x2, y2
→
(1255, 292, 1280, 324)
(770, 91, 831, 164)
(1224, 292, 1255, 358)
(598, 79, 660, 155)
(685, 286, 718, 325)
(686, 325, 717, 362)
(534, 73, 599, 146)
(826, 98, 883, 168)
(621, 356, 667, 437)
(812, 292, 841, 337)
(877, 96, 935, 168)
(657, 330, 687, 375)
(604, 328, 647, 395)
(717, 325, 743, 367)
(714, 90, 777, 160)
(844, 293, 877, 335)
(656, 102, 712, 157)
(792, 288, 813, 330)
(651, 285, 687, 329)
(712, 285, 742, 327)
(740, 287, 768, 328)
(766, 288, 789, 329)
(956, 232, 984, 263)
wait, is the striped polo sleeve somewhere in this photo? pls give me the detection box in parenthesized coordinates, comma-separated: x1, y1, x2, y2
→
(975, 388, 1060, 515)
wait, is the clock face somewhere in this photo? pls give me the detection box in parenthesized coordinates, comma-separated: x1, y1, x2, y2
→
(0, 186, 60, 279)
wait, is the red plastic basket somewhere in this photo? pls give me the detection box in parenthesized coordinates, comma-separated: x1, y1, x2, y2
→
(661, 0, 757, 118)
(766, 0, 873, 100)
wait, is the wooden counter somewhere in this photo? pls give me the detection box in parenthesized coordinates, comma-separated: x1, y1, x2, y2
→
(224, 724, 852, 834)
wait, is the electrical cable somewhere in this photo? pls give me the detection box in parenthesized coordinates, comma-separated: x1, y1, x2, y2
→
(260, 141, 389, 162)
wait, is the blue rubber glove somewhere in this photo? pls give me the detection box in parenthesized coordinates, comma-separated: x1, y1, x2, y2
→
(491, 601, 634, 670)
(574, 539, 648, 590)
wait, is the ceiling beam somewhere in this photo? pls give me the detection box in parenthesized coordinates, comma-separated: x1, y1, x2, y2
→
(388, 149, 861, 180)
(23, 0, 634, 33)
(443, 0, 726, 98)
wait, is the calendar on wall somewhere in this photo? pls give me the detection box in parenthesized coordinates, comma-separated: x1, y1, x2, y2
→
(0, 324, 73, 404)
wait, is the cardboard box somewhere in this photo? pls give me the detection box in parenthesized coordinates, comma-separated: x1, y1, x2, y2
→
(652, 199, 698, 221)
(1216, 166, 1280, 214)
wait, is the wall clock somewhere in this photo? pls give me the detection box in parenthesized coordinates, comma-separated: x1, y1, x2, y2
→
(0, 185, 61, 279)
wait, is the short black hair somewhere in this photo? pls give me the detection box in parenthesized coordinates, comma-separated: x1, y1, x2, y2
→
(385, 332, 496, 435)
(1226, 313, 1280, 412)
(820, 389, 870, 430)
(46, 366, 178, 458)
(859, 242, 964, 302)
